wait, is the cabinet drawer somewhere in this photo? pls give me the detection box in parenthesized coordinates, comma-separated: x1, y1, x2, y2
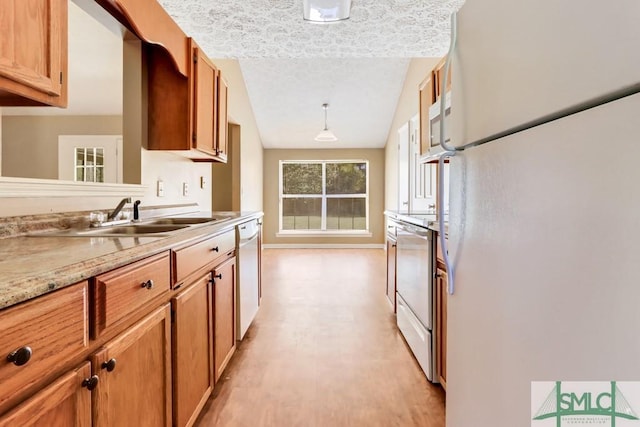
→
(93, 251, 171, 338)
(174, 229, 235, 284)
(0, 282, 88, 411)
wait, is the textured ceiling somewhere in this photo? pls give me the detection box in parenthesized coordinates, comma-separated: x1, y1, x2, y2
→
(158, 0, 464, 58)
(160, 1, 464, 148)
(18, 0, 464, 149)
(241, 58, 410, 148)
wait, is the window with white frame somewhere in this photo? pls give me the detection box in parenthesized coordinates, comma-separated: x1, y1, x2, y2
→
(75, 147, 105, 183)
(279, 160, 369, 233)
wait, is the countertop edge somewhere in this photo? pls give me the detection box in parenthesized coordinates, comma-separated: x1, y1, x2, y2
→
(0, 211, 263, 311)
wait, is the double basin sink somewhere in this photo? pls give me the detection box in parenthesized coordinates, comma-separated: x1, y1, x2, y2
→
(35, 216, 232, 238)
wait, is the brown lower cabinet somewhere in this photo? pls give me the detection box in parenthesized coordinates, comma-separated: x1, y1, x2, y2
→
(92, 305, 172, 427)
(213, 256, 237, 382)
(0, 228, 245, 426)
(172, 274, 215, 427)
(0, 362, 91, 426)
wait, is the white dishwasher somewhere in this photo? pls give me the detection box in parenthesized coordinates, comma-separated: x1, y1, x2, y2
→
(236, 219, 260, 340)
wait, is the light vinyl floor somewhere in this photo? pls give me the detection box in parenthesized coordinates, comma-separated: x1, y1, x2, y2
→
(195, 248, 445, 427)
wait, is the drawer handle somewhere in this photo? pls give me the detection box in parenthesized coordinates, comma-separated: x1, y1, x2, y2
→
(211, 246, 220, 252)
(82, 375, 99, 391)
(102, 358, 117, 372)
(213, 273, 223, 281)
(7, 346, 32, 366)
(141, 279, 154, 290)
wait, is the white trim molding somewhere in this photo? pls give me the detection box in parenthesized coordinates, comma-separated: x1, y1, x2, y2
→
(0, 177, 146, 198)
(276, 231, 372, 238)
(263, 243, 385, 249)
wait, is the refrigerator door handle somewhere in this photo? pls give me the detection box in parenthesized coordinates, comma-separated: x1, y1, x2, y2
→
(438, 152, 456, 295)
(440, 12, 458, 153)
(438, 12, 458, 295)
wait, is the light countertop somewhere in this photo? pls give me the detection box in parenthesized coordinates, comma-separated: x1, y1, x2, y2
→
(0, 211, 262, 310)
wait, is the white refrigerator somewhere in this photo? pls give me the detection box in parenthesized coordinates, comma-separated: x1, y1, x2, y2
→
(443, 0, 640, 425)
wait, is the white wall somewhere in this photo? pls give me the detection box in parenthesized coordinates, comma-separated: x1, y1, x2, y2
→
(140, 150, 211, 208)
(0, 148, 212, 217)
(385, 58, 441, 211)
(213, 59, 263, 212)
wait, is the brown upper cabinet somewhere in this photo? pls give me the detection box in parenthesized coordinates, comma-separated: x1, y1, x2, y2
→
(418, 56, 452, 157)
(433, 56, 452, 104)
(0, 0, 228, 162)
(216, 73, 229, 162)
(0, 0, 68, 107)
(418, 74, 433, 156)
(147, 38, 229, 163)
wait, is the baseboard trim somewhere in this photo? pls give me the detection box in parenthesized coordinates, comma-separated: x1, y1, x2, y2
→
(262, 243, 385, 249)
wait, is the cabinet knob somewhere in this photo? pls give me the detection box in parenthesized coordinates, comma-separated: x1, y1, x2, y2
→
(211, 246, 220, 252)
(7, 346, 32, 366)
(141, 279, 154, 290)
(101, 358, 117, 372)
(82, 375, 99, 391)
(213, 273, 223, 281)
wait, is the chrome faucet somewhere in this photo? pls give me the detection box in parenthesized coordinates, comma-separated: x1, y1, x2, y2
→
(107, 197, 132, 221)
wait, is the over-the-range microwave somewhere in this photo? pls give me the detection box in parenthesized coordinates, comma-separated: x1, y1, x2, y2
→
(427, 94, 451, 157)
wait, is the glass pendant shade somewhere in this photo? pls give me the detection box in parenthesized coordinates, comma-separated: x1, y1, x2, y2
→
(303, 0, 352, 23)
(315, 103, 338, 142)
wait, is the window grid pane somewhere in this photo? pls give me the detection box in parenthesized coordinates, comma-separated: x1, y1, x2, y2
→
(283, 163, 322, 194)
(326, 198, 366, 230)
(282, 198, 322, 230)
(326, 162, 367, 194)
(281, 161, 368, 232)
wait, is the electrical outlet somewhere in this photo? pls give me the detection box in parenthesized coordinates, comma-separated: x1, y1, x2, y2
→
(182, 182, 189, 196)
(157, 180, 164, 197)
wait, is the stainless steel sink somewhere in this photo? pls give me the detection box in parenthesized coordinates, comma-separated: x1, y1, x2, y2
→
(30, 223, 191, 237)
(146, 217, 217, 225)
(29, 213, 236, 237)
(75, 224, 189, 236)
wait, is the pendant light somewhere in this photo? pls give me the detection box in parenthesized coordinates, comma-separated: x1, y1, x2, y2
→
(315, 103, 338, 142)
(303, 0, 352, 23)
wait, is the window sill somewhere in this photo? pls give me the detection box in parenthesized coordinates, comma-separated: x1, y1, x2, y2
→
(276, 231, 372, 238)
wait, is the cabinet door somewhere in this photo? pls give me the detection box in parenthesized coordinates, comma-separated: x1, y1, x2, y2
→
(192, 45, 218, 156)
(213, 257, 236, 382)
(435, 267, 447, 389)
(0, 362, 91, 427)
(418, 75, 433, 156)
(386, 238, 397, 312)
(92, 305, 172, 427)
(0, 0, 67, 106)
(172, 274, 214, 427)
(215, 73, 228, 162)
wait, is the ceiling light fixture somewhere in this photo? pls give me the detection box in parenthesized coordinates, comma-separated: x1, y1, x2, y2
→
(315, 103, 338, 142)
(303, 0, 352, 23)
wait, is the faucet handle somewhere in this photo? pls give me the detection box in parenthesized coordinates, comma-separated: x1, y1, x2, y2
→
(133, 200, 141, 221)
